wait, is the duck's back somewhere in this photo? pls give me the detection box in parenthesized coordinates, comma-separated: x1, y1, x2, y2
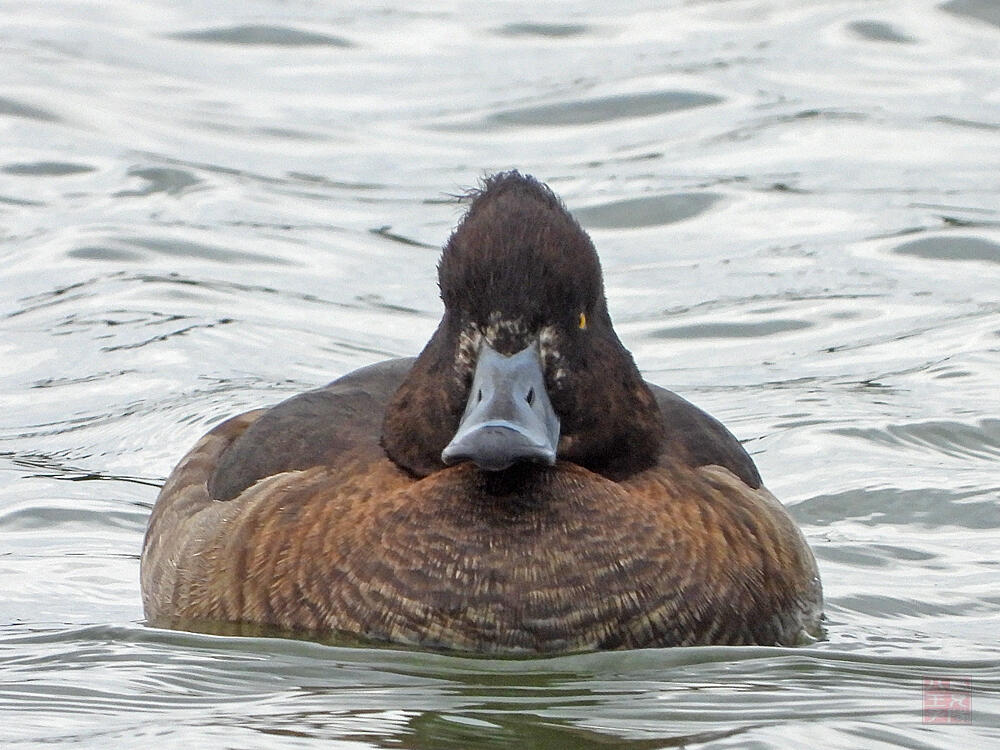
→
(207, 358, 414, 502)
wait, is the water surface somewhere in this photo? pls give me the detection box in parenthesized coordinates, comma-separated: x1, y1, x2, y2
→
(2, 1, 998, 747)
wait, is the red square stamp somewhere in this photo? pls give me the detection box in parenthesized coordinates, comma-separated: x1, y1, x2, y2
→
(923, 678, 972, 724)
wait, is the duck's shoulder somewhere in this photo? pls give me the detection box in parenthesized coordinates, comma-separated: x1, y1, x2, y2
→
(647, 383, 762, 489)
(207, 357, 416, 501)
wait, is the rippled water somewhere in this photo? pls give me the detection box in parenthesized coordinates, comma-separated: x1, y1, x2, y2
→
(2, 1, 999, 747)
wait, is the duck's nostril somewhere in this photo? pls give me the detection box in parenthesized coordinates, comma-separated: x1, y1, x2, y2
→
(526, 387, 535, 405)
(476, 389, 483, 403)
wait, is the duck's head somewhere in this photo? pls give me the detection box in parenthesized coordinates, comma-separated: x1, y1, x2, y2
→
(382, 172, 664, 479)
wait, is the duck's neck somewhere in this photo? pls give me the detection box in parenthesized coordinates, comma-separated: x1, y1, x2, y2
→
(381, 324, 464, 478)
(554, 333, 665, 480)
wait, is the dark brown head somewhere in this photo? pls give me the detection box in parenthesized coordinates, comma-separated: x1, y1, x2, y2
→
(382, 171, 664, 479)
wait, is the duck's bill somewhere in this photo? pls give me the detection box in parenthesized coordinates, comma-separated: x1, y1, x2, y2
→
(441, 341, 560, 472)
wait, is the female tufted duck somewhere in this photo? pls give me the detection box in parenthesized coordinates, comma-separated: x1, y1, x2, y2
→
(141, 172, 823, 653)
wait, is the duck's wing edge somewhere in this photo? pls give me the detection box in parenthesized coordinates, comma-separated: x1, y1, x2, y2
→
(648, 383, 763, 489)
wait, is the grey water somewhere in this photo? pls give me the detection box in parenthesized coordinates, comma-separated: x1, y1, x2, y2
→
(2, 1, 999, 747)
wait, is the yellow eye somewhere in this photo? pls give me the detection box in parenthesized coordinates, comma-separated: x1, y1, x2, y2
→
(578, 312, 587, 330)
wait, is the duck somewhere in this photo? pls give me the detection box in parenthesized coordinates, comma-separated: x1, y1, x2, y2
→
(141, 171, 823, 654)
